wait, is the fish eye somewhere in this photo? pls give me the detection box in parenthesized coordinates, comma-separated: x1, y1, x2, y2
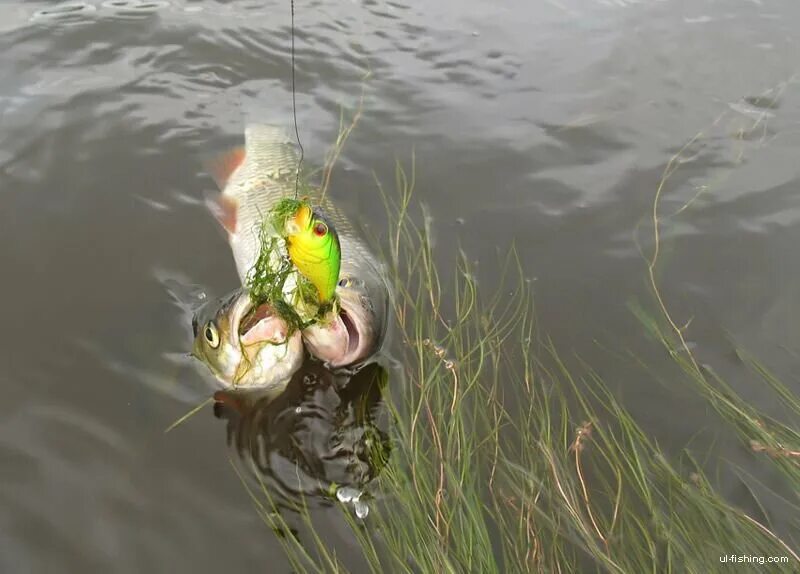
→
(313, 221, 327, 237)
(204, 322, 220, 349)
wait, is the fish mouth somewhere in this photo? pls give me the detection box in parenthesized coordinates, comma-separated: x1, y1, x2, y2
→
(239, 302, 271, 336)
(238, 300, 288, 346)
(340, 309, 360, 358)
(302, 297, 373, 368)
(226, 294, 253, 347)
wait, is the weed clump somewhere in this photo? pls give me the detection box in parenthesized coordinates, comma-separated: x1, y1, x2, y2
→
(244, 197, 325, 333)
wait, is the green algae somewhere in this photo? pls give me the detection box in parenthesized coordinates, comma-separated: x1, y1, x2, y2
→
(243, 197, 332, 334)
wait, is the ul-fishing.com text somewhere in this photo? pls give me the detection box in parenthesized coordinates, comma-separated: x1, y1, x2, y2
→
(719, 554, 789, 565)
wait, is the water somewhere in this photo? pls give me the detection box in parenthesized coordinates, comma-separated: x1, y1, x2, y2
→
(2, 0, 800, 570)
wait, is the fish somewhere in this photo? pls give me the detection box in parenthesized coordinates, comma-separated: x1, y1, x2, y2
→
(194, 126, 309, 388)
(283, 202, 341, 304)
(204, 124, 389, 370)
(204, 125, 307, 282)
(192, 288, 303, 388)
(302, 269, 389, 368)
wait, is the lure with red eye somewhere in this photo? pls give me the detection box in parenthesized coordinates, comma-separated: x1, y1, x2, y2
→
(313, 221, 328, 237)
(285, 204, 341, 303)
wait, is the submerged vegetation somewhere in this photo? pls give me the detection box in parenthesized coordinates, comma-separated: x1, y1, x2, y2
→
(234, 88, 800, 572)
(244, 197, 325, 333)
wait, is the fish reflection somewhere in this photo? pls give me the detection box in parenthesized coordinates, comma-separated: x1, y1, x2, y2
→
(212, 359, 391, 509)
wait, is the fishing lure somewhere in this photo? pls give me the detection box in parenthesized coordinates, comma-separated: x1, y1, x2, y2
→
(281, 200, 341, 304)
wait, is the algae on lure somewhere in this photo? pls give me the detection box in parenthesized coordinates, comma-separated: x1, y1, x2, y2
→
(244, 197, 342, 332)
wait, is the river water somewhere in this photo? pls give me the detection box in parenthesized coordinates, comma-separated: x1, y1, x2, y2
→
(2, 0, 800, 571)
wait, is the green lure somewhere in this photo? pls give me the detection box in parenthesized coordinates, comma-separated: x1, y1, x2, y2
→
(244, 198, 341, 332)
(280, 199, 341, 304)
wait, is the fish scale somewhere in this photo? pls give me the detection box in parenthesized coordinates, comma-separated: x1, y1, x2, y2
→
(223, 125, 383, 287)
(223, 125, 301, 282)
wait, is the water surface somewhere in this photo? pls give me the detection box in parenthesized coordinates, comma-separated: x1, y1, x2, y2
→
(2, 0, 800, 570)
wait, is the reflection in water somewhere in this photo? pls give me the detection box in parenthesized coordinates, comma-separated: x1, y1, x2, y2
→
(212, 359, 392, 513)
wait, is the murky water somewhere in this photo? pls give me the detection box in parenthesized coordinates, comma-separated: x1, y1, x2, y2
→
(2, 0, 800, 570)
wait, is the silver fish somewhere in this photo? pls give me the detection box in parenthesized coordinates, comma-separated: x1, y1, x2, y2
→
(192, 289, 303, 388)
(194, 126, 305, 388)
(204, 124, 389, 370)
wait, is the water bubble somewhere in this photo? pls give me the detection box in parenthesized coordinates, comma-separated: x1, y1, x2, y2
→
(354, 499, 369, 519)
(336, 486, 360, 503)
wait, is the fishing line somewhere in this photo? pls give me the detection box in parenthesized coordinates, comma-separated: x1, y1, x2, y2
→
(290, 0, 304, 199)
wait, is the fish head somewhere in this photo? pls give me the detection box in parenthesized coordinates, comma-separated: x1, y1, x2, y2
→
(284, 203, 341, 303)
(302, 274, 387, 368)
(192, 288, 304, 388)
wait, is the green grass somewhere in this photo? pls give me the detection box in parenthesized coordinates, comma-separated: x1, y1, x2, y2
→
(229, 159, 798, 572)
(232, 82, 800, 572)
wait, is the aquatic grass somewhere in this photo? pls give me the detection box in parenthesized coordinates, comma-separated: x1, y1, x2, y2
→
(631, 71, 800, 552)
(244, 197, 325, 332)
(164, 396, 214, 433)
(231, 77, 800, 570)
(234, 157, 798, 572)
(633, 304, 800, 492)
(319, 70, 370, 203)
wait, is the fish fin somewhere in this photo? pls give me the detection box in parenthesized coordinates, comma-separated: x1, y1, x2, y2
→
(204, 191, 239, 235)
(204, 146, 246, 189)
(213, 391, 246, 416)
(241, 318, 287, 346)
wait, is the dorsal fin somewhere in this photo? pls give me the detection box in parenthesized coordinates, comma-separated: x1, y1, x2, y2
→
(204, 146, 245, 189)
